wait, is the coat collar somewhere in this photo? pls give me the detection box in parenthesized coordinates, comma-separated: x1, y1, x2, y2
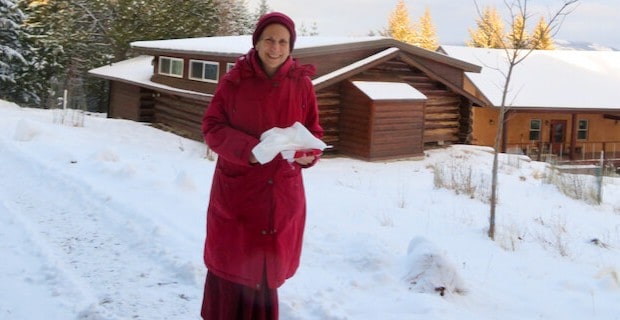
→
(226, 49, 316, 84)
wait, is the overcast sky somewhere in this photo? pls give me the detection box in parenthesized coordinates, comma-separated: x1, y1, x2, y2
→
(247, 0, 619, 49)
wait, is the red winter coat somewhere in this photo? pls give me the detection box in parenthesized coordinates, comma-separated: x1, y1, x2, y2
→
(202, 49, 323, 289)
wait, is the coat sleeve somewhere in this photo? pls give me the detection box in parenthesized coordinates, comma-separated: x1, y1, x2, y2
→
(300, 76, 324, 169)
(302, 76, 323, 139)
(202, 82, 259, 166)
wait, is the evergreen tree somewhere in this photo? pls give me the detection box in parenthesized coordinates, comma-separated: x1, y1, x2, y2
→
(507, 15, 529, 49)
(531, 17, 555, 50)
(12, 0, 243, 111)
(0, 0, 34, 103)
(21, 0, 222, 111)
(467, 6, 506, 48)
(387, 0, 417, 44)
(109, 0, 220, 60)
(22, 0, 110, 110)
(215, 0, 253, 35)
(0, 0, 25, 83)
(417, 7, 438, 50)
(254, 0, 270, 21)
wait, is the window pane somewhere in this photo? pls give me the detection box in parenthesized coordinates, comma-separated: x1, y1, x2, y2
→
(529, 131, 540, 141)
(191, 62, 203, 79)
(578, 120, 588, 130)
(160, 58, 170, 73)
(171, 60, 183, 75)
(204, 64, 218, 80)
(577, 131, 587, 140)
(530, 119, 541, 130)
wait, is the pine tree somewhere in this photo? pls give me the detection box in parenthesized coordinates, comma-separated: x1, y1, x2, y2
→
(254, 0, 270, 21)
(417, 7, 438, 50)
(531, 17, 555, 50)
(387, 0, 417, 44)
(22, 0, 110, 110)
(215, 0, 253, 35)
(507, 15, 529, 49)
(467, 6, 506, 48)
(109, 0, 220, 59)
(14, 0, 242, 111)
(0, 0, 30, 102)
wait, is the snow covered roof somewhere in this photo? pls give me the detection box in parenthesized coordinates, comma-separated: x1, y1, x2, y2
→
(441, 45, 620, 110)
(131, 36, 481, 74)
(131, 35, 389, 56)
(352, 81, 427, 101)
(312, 47, 399, 87)
(88, 55, 211, 100)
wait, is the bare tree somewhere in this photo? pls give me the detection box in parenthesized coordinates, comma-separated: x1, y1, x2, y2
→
(479, 0, 579, 240)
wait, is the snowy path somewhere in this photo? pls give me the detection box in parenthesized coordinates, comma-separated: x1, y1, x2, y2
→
(0, 145, 202, 319)
(2, 103, 620, 320)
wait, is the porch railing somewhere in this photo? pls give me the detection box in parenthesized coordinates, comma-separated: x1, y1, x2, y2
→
(507, 141, 620, 166)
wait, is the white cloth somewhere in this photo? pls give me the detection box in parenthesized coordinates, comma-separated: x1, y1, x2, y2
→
(252, 122, 327, 164)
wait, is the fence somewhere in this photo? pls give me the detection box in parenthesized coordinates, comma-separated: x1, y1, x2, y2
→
(507, 141, 620, 173)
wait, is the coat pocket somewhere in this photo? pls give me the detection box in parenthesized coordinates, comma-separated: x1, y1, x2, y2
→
(211, 169, 269, 223)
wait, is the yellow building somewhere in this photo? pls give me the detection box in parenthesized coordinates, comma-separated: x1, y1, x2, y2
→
(441, 46, 620, 166)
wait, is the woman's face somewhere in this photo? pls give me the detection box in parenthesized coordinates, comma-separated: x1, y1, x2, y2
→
(255, 24, 291, 77)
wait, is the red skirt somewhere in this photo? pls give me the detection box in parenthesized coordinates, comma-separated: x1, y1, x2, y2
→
(201, 271, 279, 320)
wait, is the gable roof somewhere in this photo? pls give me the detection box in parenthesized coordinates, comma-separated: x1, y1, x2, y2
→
(131, 35, 385, 56)
(91, 37, 485, 105)
(131, 36, 481, 73)
(440, 45, 620, 111)
(312, 47, 400, 89)
(88, 55, 212, 101)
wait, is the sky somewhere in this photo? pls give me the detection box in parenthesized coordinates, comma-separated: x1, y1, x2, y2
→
(247, 0, 620, 49)
(1, 99, 620, 319)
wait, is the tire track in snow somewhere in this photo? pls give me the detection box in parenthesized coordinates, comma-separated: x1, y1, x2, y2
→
(0, 146, 202, 319)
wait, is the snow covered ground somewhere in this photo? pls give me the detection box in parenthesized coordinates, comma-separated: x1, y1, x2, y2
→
(1, 100, 619, 320)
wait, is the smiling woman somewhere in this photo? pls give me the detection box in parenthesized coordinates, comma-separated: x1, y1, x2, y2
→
(255, 24, 292, 77)
(199, 11, 324, 320)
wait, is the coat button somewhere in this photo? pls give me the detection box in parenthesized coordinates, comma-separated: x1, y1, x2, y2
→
(267, 179, 273, 184)
(261, 230, 267, 235)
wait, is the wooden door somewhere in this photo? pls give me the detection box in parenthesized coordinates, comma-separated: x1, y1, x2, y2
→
(549, 120, 567, 154)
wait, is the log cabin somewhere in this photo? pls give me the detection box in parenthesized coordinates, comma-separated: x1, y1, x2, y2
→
(89, 36, 484, 161)
(440, 45, 620, 169)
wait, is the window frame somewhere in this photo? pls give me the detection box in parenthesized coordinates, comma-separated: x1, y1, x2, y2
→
(577, 119, 589, 140)
(226, 62, 235, 73)
(189, 59, 220, 83)
(529, 119, 542, 141)
(158, 56, 184, 78)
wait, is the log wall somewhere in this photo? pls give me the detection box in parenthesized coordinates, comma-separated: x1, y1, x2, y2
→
(337, 81, 425, 160)
(351, 58, 469, 146)
(152, 93, 209, 141)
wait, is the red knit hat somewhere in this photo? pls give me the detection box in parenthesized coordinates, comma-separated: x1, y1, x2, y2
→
(252, 12, 296, 51)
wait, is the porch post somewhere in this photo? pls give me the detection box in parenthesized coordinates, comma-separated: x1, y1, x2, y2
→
(570, 113, 578, 161)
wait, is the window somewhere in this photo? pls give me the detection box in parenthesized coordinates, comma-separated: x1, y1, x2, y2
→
(577, 119, 588, 140)
(529, 119, 541, 141)
(226, 63, 235, 73)
(159, 57, 184, 78)
(189, 60, 219, 83)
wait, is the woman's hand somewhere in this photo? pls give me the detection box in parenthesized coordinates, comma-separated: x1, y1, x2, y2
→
(249, 154, 259, 165)
(294, 155, 316, 166)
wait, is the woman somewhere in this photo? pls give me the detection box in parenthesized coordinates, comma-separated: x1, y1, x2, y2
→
(200, 12, 323, 320)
